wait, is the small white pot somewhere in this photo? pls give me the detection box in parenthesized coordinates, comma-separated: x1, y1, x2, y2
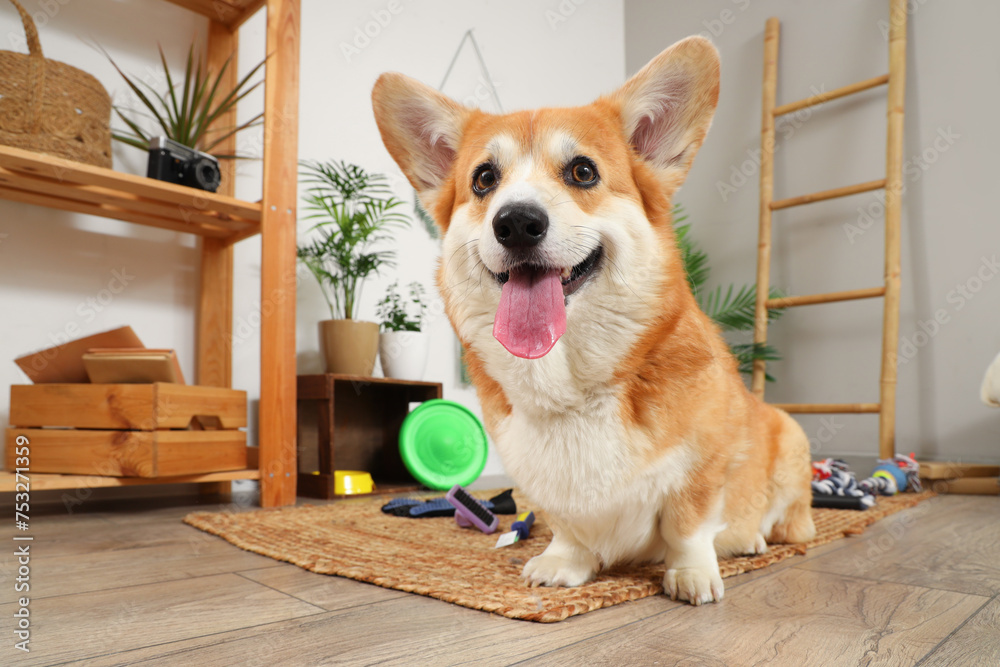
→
(379, 330, 430, 381)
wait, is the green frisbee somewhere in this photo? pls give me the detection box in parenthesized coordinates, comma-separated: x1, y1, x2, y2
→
(399, 399, 488, 490)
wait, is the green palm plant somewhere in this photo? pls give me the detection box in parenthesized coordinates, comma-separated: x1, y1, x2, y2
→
(297, 160, 410, 320)
(106, 44, 264, 157)
(674, 205, 784, 381)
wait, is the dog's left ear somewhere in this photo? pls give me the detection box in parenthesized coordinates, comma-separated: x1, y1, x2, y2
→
(609, 36, 720, 187)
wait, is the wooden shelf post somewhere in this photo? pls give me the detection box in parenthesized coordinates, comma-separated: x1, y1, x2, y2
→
(197, 19, 240, 497)
(258, 0, 300, 507)
(198, 19, 239, 391)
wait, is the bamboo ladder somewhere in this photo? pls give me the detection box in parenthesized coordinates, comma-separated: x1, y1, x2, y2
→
(752, 0, 908, 460)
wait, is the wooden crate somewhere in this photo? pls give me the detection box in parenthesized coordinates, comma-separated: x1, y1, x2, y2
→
(5, 428, 246, 477)
(9, 383, 246, 430)
(296, 374, 442, 499)
(6, 383, 247, 477)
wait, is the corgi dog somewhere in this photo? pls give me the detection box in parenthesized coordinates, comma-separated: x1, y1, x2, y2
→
(372, 36, 815, 605)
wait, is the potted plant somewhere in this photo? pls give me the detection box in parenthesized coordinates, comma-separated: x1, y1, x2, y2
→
(297, 160, 409, 375)
(106, 44, 265, 191)
(376, 281, 429, 380)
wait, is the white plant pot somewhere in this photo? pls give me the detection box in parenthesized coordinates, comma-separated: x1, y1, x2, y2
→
(379, 330, 430, 381)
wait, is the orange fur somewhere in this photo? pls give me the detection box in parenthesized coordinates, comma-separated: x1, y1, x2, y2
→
(373, 35, 815, 605)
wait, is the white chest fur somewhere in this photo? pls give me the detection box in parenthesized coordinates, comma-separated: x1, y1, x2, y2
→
(492, 387, 695, 566)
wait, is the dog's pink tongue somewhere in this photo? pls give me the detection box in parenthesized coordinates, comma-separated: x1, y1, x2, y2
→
(494, 267, 566, 359)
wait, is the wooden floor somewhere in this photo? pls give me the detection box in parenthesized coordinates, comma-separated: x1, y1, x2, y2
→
(2, 490, 998, 666)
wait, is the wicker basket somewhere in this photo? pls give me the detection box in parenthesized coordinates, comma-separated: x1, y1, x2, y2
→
(0, 0, 112, 167)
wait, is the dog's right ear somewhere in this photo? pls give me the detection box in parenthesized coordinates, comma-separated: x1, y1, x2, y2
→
(372, 73, 470, 218)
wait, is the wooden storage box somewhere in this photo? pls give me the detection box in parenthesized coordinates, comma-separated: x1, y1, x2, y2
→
(5, 383, 247, 477)
(296, 374, 443, 498)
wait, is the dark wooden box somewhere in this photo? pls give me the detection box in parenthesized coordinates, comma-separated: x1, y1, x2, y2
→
(296, 374, 443, 498)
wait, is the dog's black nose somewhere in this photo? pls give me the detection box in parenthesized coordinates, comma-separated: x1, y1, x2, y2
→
(493, 203, 549, 249)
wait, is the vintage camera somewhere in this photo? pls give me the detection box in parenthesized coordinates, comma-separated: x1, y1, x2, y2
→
(147, 137, 221, 193)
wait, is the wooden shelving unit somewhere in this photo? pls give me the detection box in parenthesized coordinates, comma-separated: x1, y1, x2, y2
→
(0, 0, 300, 506)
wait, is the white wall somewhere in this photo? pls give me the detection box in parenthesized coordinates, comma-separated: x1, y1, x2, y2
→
(0, 0, 625, 478)
(625, 0, 1000, 464)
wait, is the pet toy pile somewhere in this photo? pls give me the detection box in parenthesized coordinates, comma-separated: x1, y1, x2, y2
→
(382, 486, 536, 549)
(811, 453, 922, 510)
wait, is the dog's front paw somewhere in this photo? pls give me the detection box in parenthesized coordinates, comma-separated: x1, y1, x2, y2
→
(664, 567, 724, 605)
(751, 533, 768, 555)
(522, 554, 595, 588)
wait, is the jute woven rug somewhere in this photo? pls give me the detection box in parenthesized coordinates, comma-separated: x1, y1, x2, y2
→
(184, 489, 935, 623)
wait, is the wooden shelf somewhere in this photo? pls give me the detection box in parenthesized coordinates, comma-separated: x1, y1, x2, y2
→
(0, 469, 259, 492)
(0, 146, 261, 241)
(0, 0, 300, 507)
(163, 0, 266, 29)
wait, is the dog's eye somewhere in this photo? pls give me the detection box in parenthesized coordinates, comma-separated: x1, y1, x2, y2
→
(472, 164, 498, 195)
(572, 163, 595, 183)
(567, 158, 599, 187)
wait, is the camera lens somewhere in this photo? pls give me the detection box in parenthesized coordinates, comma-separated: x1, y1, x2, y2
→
(191, 157, 221, 192)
